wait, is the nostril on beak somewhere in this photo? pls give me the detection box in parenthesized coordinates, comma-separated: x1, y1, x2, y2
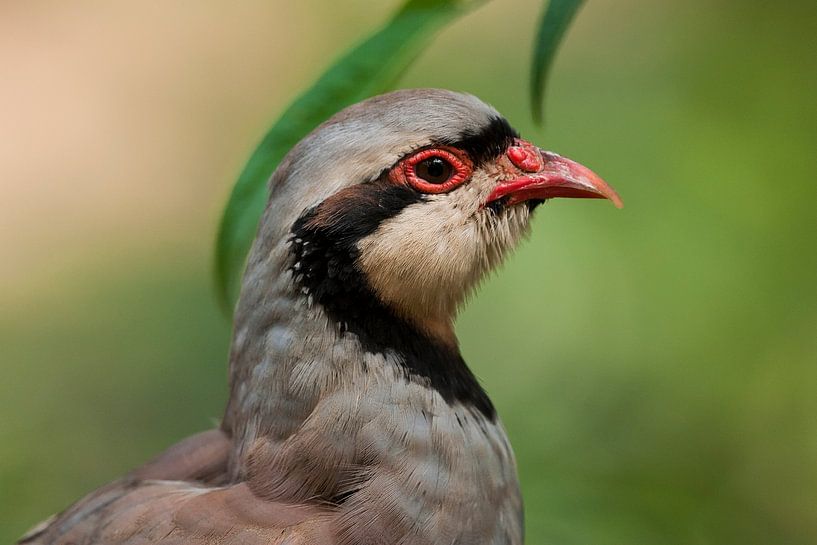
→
(507, 142, 543, 173)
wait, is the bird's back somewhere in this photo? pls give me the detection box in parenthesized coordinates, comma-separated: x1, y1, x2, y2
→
(18, 430, 333, 545)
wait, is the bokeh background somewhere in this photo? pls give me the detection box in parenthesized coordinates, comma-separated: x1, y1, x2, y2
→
(3, 1, 816, 543)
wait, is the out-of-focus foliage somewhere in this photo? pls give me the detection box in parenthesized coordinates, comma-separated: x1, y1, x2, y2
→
(530, 0, 585, 122)
(3, 1, 817, 544)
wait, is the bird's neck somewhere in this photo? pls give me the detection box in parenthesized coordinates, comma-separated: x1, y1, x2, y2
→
(221, 237, 523, 544)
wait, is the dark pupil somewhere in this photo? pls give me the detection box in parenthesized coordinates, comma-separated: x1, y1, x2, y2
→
(416, 157, 452, 184)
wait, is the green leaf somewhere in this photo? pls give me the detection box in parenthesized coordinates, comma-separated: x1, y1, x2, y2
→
(530, 0, 585, 124)
(214, 0, 480, 315)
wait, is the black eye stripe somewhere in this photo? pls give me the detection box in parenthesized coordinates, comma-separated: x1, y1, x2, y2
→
(437, 116, 519, 167)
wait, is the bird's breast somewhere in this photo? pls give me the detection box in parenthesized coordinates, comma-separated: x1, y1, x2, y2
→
(235, 363, 522, 544)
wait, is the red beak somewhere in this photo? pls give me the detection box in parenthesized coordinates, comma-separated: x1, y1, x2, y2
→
(486, 149, 623, 209)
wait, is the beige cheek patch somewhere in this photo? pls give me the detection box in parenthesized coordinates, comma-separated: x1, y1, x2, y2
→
(355, 165, 535, 332)
(356, 198, 492, 325)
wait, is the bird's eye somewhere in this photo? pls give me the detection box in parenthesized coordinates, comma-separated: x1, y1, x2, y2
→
(415, 157, 453, 184)
(390, 148, 473, 194)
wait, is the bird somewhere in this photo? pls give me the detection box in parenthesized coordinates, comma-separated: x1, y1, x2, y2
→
(20, 88, 621, 545)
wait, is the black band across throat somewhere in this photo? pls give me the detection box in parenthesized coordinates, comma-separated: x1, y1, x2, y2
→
(289, 182, 495, 420)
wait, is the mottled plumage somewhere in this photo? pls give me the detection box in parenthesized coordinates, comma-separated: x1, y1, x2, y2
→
(22, 89, 619, 545)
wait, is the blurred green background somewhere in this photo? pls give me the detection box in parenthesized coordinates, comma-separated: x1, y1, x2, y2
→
(2, 1, 816, 543)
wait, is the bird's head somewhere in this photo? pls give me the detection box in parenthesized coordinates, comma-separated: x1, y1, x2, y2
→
(247, 89, 620, 348)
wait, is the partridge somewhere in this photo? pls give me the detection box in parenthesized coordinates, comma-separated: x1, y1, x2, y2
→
(21, 89, 621, 545)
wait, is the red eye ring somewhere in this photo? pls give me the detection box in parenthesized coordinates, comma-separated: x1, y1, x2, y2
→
(389, 147, 473, 194)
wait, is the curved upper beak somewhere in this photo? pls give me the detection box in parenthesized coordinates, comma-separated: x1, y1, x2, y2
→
(485, 150, 623, 209)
